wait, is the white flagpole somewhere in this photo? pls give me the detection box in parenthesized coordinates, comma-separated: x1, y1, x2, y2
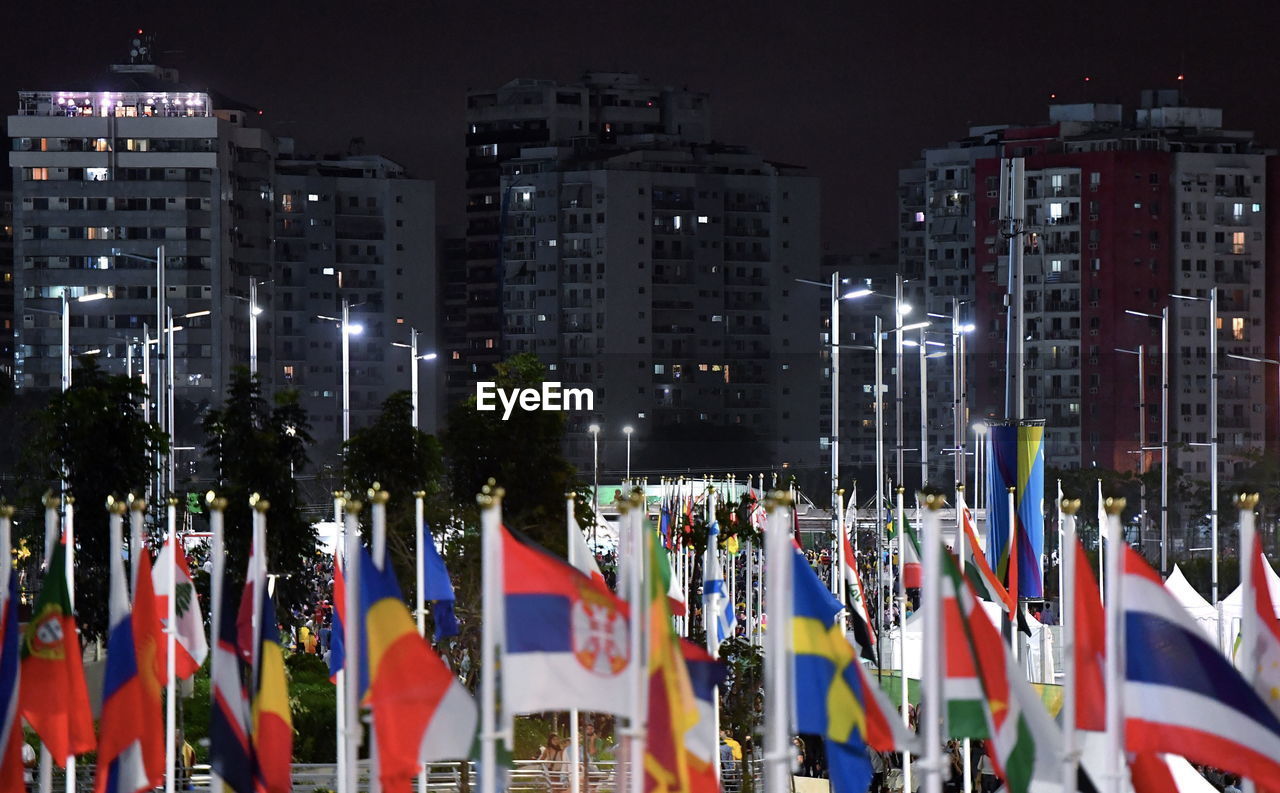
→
(763, 490, 792, 792)
(920, 493, 944, 793)
(1008, 486, 1019, 663)
(1237, 493, 1260, 793)
(566, 495, 582, 793)
(1060, 496, 1081, 793)
(341, 498, 362, 793)
(625, 489, 646, 793)
(1102, 496, 1126, 793)
(478, 482, 504, 793)
(956, 486, 972, 793)
(414, 490, 427, 793)
(207, 495, 227, 793)
(63, 497, 77, 793)
(1096, 479, 1106, 606)
(896, 486, 911, 793)
(165, 497, 178, 793)
(705, 486, 722, 789)
(368, 489, 388, 793)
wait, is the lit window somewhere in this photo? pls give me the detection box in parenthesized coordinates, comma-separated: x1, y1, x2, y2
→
(697, 216, 709, 224)
(452, 351, 461, 360)
(308, 194, 320, 202)
(914, 211, 925, 223)
(395, 317, 404, 324)
(27, 168, 48, 181)
(283, 365, 295, 379)
(654, 364, 665, 374)
(85, 168, 108, 181)
(1232, 231, 1246, 254)
(1233, 317, 1245, 341)
(673, 216, 682, 230)
(485, 338, 495, 349)
(1050, 203, 1064, 218)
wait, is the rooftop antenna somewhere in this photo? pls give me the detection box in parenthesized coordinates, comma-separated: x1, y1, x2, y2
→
(128, 29, 155, 64)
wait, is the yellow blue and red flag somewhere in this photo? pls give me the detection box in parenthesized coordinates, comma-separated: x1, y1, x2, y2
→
(357, 545, 476, 792)
(250, 592, 292, 793)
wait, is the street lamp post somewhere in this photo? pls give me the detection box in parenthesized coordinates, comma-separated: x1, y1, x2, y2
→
(1227, 339, 1280, 557)
(589, 424, 600, 545)
(1116, 346, 1147, 552)
(1172, 288, 1218, 607)
(623, 426, 634, 483)
(1125, 307, 1170, 574)
(391, 328, 438, 430)
(318, 299, 365, 449)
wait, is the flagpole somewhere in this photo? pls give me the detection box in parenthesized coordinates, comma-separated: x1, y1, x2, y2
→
(1060, 497, 1081, 793)
(1102, 497, 1126, 793)
(763, 490, 792, 793)
(896, 486, 911, 793)
(207, 495, 227, 793)
(565, 495, 582, 793)
(37, 496, 57, 793)
(955, 485, 972, 793)
(368, 489, 389, 793)
(624, 489, 646, 793)
(64, 497, 77, 793)
(333, 491, 347, 793)
(1237, 492, 1260, 793)
(165, 497, 178, 793)
(478, 482, 503, 793)
(705, 486, 723, 790)
(414, 490, 427, 793)
(1007, 486, 1019, 664)
(920, 493, 944, 793)
(341, 498, 362, 793)
(1096, 480, 1105, 606)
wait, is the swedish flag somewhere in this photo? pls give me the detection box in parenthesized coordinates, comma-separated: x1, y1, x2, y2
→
(791, 546, 873, 793)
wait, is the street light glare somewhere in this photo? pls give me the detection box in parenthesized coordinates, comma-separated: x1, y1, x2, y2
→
(348, 324, 364, 336)
(251, 306, 264, 316)
(82, 348, 102, 355)
(623, 426, 634, 435)
(898, 303, 912, 316)
(77, 293, 107, 303)
(420, 352, 438, 361)
(588, 424, 600, 434)
(183, 310, 211, 318)
(841, 288, 873, 300)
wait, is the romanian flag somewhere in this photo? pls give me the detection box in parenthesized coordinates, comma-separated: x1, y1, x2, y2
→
(358, 547, 476, 792)
(20, 536, 95, 764)
(644, 531, 698, 793)
(251, 593, 293, 793)
(95, 537, 164, 793)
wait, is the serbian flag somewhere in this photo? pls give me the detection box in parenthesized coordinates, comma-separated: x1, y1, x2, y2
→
(0, 571, 23, 793)
(327, 552, 346, 682)
(1071, 534, 1106, 731)
(680, 640, 726, 793)
(153, 538, 208, 680)
(358, 547, 476, 791)
(251, 593, 293, 793)
(1122, 545, 1280, 784)
(501, 527, 631, 718)
(95, 541, 164, 793)
(20, 536, 95, 764)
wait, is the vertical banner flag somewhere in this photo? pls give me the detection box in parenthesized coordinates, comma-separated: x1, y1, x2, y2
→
(1015, 420, 1046, 598)
(153, 538, 209, 679)
(984, 422, 1017, 592)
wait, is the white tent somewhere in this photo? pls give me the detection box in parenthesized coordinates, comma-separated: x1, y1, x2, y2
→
(1163, 564, 1219, 642)
(1221, 552, 1280, 620)
(885, 599, 1057, 684)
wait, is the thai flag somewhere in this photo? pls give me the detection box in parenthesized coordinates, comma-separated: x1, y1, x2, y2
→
(0, 573, 23, 793)
(1122, 545, 1280, 783)
(208, 586, 253, 793)
(703, 520, 735, 652)
(501, 527, 631, 719)
(95, 538, 164, 793)
(680, 640, 726, 793)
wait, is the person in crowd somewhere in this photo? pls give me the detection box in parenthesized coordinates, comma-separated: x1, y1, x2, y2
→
(537, 733, 568, 792)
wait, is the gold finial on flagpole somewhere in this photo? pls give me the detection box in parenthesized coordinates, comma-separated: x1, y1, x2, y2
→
(1060, 498, 1081, 516)
(1103, 496, 1126, 516)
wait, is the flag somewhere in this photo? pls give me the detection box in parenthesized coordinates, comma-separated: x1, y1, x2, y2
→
(209, 586, 253, 793)
(421, 527, 459, 641)
(1014, 422, 1045, 598)
(887, 506, 922, 589)
(95, 542, 164, 793)
(838, 511, 876, 663)
(567, 511, 606, 588)
(1071, 534, 1106, 732)
(1122, 544, 1280, 783)
(251, 593, 293, 793)
(0, 573, 23, 793)
(19, 537, 94, 764)
(153, 538, 209, 680)
(941, 549, 1060, 793)
(1130, 753, 1219, 793)
(1245, 533, 1280, 721)
(358, 546, 476, 792)
(645, 533, 698, 793)
(327, 551, 345, 682)
(703, 520, 735, 652)
(959, 491, 1013, 612)
(790, 543, 873, 793)
(501, 527, 631, 717)
(680, 640, 726, 793)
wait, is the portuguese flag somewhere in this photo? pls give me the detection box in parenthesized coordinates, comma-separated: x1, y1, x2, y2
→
(20, 537, 95, 763)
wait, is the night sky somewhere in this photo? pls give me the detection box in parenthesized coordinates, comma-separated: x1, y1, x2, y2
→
(7, 1, 1280, 252)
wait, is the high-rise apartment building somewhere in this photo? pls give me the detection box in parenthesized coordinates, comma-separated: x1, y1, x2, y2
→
(455, 73, 711, 405)
(496, 136, 822, 476)
(273, 149, 437, 450)
(907, 91, 1278, 492)
(0, 188, 12, 382)
(7, 40, 275, 446)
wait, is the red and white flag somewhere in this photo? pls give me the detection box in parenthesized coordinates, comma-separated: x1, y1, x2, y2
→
(153, 539, 209, 680)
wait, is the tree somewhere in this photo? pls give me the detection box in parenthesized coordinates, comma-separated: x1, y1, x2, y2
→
(17, 357, 167, 641)
(441, 353, 579, 553)
(202, 368, 315, 623)
(343, 391, 447, 594)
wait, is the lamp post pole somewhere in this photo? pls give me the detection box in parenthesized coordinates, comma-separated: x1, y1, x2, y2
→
(249, 277, 259, 377)
(342, 298, 351, 445)
(624, 426, 634, 483)
(1172, 289, 1219, 607)
(830, 270, 842, 552)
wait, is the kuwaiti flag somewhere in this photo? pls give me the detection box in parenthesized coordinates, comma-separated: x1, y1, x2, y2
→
(501, 526, 631, 718)
(1123, 544, 1280, 784)
(153, 538, 208, 680)
(420, 526, 459, 641)
(703, 520, 735, 653)
(358, 545, 476, 791)
(838, 504, 876, 663)
(680, 639, 726, 793)
(208, 585, 253, 793)
(250, 593, 292, 793)
(0, 572, 23, 793)
(95, 538, 164, 793)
